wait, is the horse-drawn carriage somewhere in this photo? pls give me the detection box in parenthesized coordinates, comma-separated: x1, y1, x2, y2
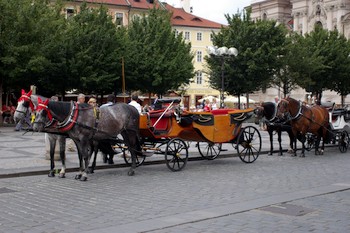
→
(117, 98, 262, 171)
(276, 97, 350, 156)
(305, 102, 350, 153)
(17, 89, 261, 180)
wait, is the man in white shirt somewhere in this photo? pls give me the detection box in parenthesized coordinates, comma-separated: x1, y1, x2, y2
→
(129, 94, 142, 114)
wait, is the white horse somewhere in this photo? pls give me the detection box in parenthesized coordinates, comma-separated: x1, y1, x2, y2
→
(14, 89, 67, 178)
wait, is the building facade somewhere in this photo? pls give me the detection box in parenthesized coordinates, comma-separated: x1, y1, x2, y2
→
(249, 0, 350, 104)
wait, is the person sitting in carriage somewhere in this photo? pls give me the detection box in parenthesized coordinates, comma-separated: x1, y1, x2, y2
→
(203, 99, 212, 112)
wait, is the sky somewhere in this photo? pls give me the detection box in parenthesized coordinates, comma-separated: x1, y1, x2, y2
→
(163, 0, 252, 24)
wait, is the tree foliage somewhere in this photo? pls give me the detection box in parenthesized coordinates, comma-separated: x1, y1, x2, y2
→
(125, 8, 194, 95)
(286, 27, 350, 104)
(206, 11, 287, 103)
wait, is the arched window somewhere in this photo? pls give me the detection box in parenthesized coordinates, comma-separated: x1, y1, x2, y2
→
(262, 13, 267, 20)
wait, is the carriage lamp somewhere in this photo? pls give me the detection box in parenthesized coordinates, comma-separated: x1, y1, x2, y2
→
(207, 46, 238, 109)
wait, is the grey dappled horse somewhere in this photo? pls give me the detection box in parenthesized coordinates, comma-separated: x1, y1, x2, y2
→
(14, 89, 68, 178)
(33, 98, 141, 181)
(254, 102, 294, 156)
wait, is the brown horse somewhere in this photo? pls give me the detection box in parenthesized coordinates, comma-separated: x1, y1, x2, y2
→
(277, 97, 330, 157)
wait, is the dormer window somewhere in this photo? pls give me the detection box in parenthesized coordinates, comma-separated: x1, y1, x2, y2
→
(192, 17, 202, 22)
(66, 7, 74, 19)
(174, 16, 184, 20)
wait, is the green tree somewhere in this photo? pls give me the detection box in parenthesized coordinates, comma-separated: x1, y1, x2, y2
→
(0, 0, 60, 97)
(286, 27, 350, 104)
(206, 11, 287, 107)
(61, 3, 122, 96)
(125, 8, 194, 96)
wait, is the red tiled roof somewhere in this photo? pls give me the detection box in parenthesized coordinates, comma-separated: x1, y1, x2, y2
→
(128, 0, 163, 10)
(74, 0, 129, 6)
(164, 3, 222, 29)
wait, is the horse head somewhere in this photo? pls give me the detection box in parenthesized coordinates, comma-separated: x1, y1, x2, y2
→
(33, 97, 52, 132)
(14, 89, 34, 123)
(277, 98, 291, 120)
(254, 105, 265, 124)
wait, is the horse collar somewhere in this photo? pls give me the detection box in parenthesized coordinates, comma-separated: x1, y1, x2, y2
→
(57, 102, 79, 132)
(290, 100, 303, 120)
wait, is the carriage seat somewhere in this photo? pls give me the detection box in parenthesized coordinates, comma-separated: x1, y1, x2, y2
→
(149, 109, 173, 131)
(211, 109, 237, 115)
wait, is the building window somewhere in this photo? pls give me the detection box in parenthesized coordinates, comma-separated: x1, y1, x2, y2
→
(184, 31, 190, 40)
(196, 51, 202, 62)
(197, 32, 202, 41)
(262, 13, 267, 20)
(210, 33, 213, 41)
(174, 29, 179, 37)
(196, 71, 202, 84)
(115, 13, 123, 26)
(66, 8, 74, 19)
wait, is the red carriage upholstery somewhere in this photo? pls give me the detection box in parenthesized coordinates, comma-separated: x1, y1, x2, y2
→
(211, 109, 237, 115)
(149, 110, 173, 131)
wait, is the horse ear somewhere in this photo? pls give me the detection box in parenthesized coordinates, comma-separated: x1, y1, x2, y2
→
(38, 97, 42, 104)
(21, 89, 26, 95)
(27, 90, 32, 96)
(44, 99, 49, 105)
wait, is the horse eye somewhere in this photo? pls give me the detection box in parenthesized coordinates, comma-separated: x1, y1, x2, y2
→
(23, 101, 29, 108)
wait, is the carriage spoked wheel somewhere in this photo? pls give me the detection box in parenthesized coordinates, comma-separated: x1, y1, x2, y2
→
(338, 130, 349, 153)
(305, 133, 315, 151)
(236, 126, 262, 163)
(165, 138, 188, 171)
(197, 142, 222, 160)
(121, 147, 146, 167)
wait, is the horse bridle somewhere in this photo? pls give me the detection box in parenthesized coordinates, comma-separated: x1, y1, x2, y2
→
(280, 99, 303, 122)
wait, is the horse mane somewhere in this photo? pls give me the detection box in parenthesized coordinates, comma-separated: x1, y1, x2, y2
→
(48, 101, 72, 120)
(262, 102, 277, 121)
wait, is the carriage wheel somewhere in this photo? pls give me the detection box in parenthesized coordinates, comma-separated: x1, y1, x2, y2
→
(165, 138, 188, 172)
(197, 142, 221, 160)
(236, 126, 261, 163)
(338, 131, 349, 153)
(305, 133, 315, 151)
(122, 147, 146, 167)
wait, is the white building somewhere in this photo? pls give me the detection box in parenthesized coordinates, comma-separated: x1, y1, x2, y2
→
(249, 0, 350, 104)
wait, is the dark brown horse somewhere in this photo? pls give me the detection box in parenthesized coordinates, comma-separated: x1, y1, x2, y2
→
(277, 97, 330, 157)
(255, 102, 294, 156)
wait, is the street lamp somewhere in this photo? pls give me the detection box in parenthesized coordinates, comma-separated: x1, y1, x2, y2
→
(207, 46, 238, 109)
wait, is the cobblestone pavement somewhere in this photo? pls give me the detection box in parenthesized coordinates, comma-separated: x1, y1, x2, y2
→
(0, 125, 350, 232)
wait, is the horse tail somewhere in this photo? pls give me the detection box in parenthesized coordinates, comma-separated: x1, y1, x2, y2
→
(322, 124, 332, 144)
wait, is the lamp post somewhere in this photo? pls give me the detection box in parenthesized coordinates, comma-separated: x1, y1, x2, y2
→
(207, 46, 238, 109)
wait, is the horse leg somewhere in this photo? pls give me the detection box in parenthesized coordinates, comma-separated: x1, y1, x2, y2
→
(88, 141, 99, 174)
(48, 136, 56, 177)
(288, 130, 294, 154)
(58, 136, 66, 178)
(74, 140, 84, 180)
(122, 130, 138, 176)
(277, 129, 283, 156)
(268, 128, 273, 156)
(300, 134, 306, 157)
(80, 140, 93, 181)
(315, 130, 322, 155)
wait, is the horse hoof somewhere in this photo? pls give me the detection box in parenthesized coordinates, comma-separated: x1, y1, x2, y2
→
(87, 167, 94, 174)
(268, 152, 273, 156)
(48, 172, 55, 177)
(300, 154, 305, 157)
(75, 174, 82, 180)
(108, 159, 114, 165)
(59, 173, 65, 178)
(80, 176, 88, 181)
(128, 170, 135, 176)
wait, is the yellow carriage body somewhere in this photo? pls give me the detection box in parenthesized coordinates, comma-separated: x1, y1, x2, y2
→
(139, 108, 254, 143)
